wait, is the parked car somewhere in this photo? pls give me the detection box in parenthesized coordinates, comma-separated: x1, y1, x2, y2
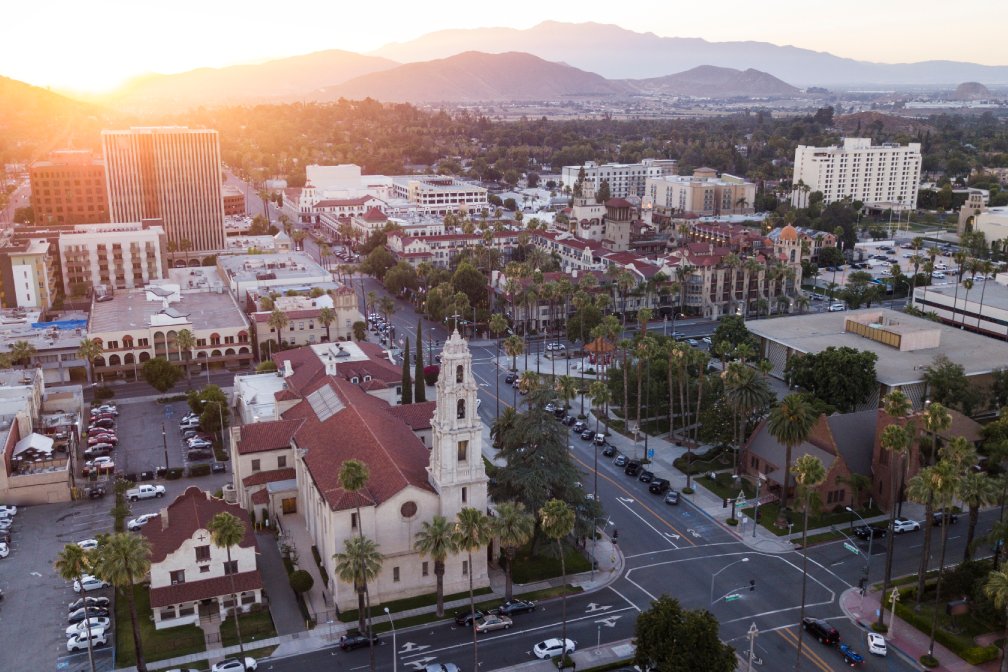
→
(638, 469, 655, 484)
(92, 404, 118, 416)
(613, 455, 628, 467)
(83, 486, 106, 499)
(68, 606, 110, 624)
(494, 598, 536, 616)
(338, 632, 380, 650)
(0, 541, 8, 558)
(866, 632, 887, 656)
(0, 505, 17, 517)
(504, 372, 517, 384)
(84, 445, 113, 459)
(602, 444, 616, 457)
(187, 438, 213, 450)
(69, 596, 110, 612)
(127, 513, 158, 531)
(533, 638, 576, 659)
(561, 415, 576, 427)
(579, 428, 594, 440)
(664, 490, 680, 505)
(89, 418, 115, 430)
(211, 462, 228, 474)
(474, 614, 513, 633)
(624, 460, 642, 477)
(648, 478, 670, 494)
(453, 609, 485, 627)
(67, 630, 108, 651)
(423, 665, 460, 672)
(801, 617, 839, 645)
(73, 575, 109, 592)
(76, 539, 100, 551)
(572, 421, 587, 433)
(211, 658, 258, 672)
(853, 525, 887, 540)
(593, 434, 606, 446)
(892, 518, 920, 533)
(66, 617, 111, 637)
(839, 642, 864, 665)
(87, 433, 118, 445)
(933, 511, 959, 526)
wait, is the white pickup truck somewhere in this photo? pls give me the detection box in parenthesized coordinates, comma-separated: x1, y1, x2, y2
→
(126, 484, 166, 501)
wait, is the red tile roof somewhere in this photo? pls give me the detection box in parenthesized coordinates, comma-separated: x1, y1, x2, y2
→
(251, 490, 269, 505)
(386, 401, 436, 430)
(282, 377, 433, 512)
(235, 420, 303, 455)
(142, 487, 257, 564)
(242, 467, 296, 487)
(315, 196, 376, 207)
(361, 207, 387, 223)
(150, 570, 263, 608)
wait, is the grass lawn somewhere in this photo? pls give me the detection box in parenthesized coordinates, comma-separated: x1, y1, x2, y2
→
(511, 541, 592, 584)
(741, 502, 884, 536)
(700, 471, 756, 501)
(339, 586, 494, 622)
(115, 584, 206, 667)
(219, 607, 277, 648)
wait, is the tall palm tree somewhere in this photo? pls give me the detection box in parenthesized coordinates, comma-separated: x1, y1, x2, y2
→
(489, 313, 509, 421)
(454, 507, 492, 672)
(539, 499, 576, 664)
(554, 375, 578, 417)
(983, 570, 1008, 672)
(176, 329, 196, 384)
(876, 423, 911, 629)
(767, 393, 818, 512)
(634, 314, 654, 441)
(338, 459, 377, 670)
(78, 338, 103, 385)
(318, 307, 336, 343)
(93, 532, 152, 672)
(208, 511, 248, 668)
(493, 502, 535, 600)
(379, 295, 396, 328)
(723, 363, 771, 475)
(503, 334, 523, 373)
(961, 471, 998, 562)
(266, 308, 289, 358)
(333, 536, 383, 636)
(792, 454, 827, 671)
(974, 260, 996, 332)
(921, 402, 951, 466)
(413, 515, 458, 617)
(589, 380, 612, 494)
(56, 543, 99, 672)
(319, 243, 332, 270)
(907, 463, 950, 610)
(925, 459, 960, 657)
(10, 339, 36, 368)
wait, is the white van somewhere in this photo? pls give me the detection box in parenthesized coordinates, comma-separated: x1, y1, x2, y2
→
(828, 303, 846, 312)
(932, 271, 946, 279)
(934, 262, 947, 271)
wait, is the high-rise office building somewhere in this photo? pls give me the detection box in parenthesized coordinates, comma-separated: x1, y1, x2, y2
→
(30, 150, 109, 225)
(102, 127, 225, 253)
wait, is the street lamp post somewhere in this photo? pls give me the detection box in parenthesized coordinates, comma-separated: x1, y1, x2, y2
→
(383, 607, 397, 672)
(710, 556, 749, 605)
(161, 423, 169, 472)
(846, 506, 875, 598)
(202, 399, 227, 451)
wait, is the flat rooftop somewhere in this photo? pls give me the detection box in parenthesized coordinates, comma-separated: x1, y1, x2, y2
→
(217, 253, 327, 284)
(920, 276, 1008, 311)
(89, 285, 247, 334)
(0, 310, 89, 353)
(748, 307, 1008, 387)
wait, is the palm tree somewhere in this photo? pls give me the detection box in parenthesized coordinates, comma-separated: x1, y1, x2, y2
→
(974, 260, 996, 332)
(876, 422, 912, 629)
(56, 543, 99, 672)
(921, 402, 951, 466)
(589, 380, 612, 493)
(454, 507, 492, 672)
(503, 334, 523, 373)
(961, 471, 998, 562)
(767, 393, 817, 512)
(9, 339, 36, 368)
(792, 454, 827, 671)
(78, 338, 103, 385)
(723, 363, 771, 475)
(907, 462, 953, 611)
(379, 295, 396, 328)
(489, 313, 508, 421)
(554, 375, 578, 417)
(208, 511, 248, 667)
(338, 459, 377, 669)
(93, 532, 152, 672)
(925, 460, 960, 657)
(494, 502, 535, 600)
(267, 308, 289, 358)
(317, 307, 336, 343)
(319, 243, 332, 270)
(539, 499, 576, 665)
(983, 570, 1008, 672)
(176, 329, 195, 384)
(333, 536, 383, 636)
(413, 516, 458, 617)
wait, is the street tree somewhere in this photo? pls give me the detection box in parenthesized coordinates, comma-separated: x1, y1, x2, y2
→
(493, 501, 534, 600)
(710, 314, 757, 357)
(401, 337, 412, 404)
(414, 319, 426, 402)
(539, 499, 576, 665)
(141, 357, 182, 393)
(383, 262, 419, 296)
(923, 355, 978, 415)
(78, 338, 104, 385)
(208, 512, 248, 668)
(454, 507, 492, 672)
(333, 536, 383, 636)
(413, 515, 458, 617)
(767, 393, 818, 511)
(983, 570, 1008, 672)
(56, 543, 99, 672)
(337, 458, 378, 669)
(633, 596, 736, 672)
(784, 346, 878, 412)
(793, 453, 827, 669)
(93, 533, 152, 672)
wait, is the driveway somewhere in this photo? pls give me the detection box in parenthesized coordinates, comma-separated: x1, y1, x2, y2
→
(255, 532, 306, 635)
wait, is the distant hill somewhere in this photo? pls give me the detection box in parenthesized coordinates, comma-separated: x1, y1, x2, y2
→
(97, 50, 399, 112)
(319, 51, 631, 103)
(628, 65, 800, 97)
(371, 20, 1008, 87)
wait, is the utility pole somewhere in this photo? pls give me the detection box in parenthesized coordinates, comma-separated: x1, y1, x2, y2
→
(161, 423, 169, 472)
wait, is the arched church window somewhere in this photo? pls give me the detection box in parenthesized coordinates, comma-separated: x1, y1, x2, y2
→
(457, 398, 465, 419)
(456, 365, 464, 383)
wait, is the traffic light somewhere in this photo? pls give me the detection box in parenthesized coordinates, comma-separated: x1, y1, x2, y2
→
(749, 580, 756, 592)
(722, 497, 728, 509)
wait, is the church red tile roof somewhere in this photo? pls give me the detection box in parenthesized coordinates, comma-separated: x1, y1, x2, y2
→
(142, 487, 257, 563)
(242, 468, 296, 487)
(150, 570, 263, 608)
(235, 419, 303, 455)
(386, 401, 436, 430)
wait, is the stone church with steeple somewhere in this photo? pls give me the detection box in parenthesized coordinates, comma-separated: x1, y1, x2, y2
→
(229, 330, 489, 611)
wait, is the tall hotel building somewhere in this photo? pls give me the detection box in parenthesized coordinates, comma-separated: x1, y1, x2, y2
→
(791, 138, 922, 210)
(102, 127, 225, 253)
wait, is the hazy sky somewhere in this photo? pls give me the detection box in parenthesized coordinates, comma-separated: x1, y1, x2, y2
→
(8, 0, 1006, 92)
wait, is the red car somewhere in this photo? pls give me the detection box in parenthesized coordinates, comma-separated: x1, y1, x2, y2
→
(87, 434, 118, 446)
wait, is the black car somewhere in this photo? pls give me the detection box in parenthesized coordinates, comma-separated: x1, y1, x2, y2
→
(68, 607, 110, 624)
(495, 599, 536, 616)
(504, 372, 517, 384)
(602, 445, 617, 457)
(84, 485, 106, 499)
(638, 469, 654, 483)
(553, 407, 566, 419)
(69, 596, 111, 612)
(853, 525, 887, 540)
(648, 478, 670, 494)
(624, 460, 642, 477)
(933, 512, 960, 526)
(801, 617, 839, 645)
(579, 429, 594, 440)
(211, 462, 227, 474)
(339, 632, 381, 650)
(454, 609, 485, 627)
(561, 415, 577, 426)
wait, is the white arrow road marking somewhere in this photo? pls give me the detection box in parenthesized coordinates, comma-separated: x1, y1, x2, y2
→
(617, 497, 635, 503)
(663, 532, 681, 541)
(405, 657, 437, 669)
(614, 497, 680, 549)
(687, 528, 701, 538)
(30, 571, 42, 577)
(595, 615, 622, 628)
(585, 602, 612, 613)
(399, 642, 431, 653)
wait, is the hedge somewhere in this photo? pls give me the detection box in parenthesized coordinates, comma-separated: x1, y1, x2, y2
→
(891, 590, 1000, 665)
(165, 468, 184, 480)
(188, 463, 211, 477)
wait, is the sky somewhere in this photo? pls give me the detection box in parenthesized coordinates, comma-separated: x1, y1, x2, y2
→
(7, 0, 1006, 93)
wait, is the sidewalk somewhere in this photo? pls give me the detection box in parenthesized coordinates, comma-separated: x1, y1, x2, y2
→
(839, 587, 1000, 671)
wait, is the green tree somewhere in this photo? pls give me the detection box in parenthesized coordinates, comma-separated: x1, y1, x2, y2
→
(175, 329, 196, 384)
(141, 357, 183, 393)
(9, 339, 36, 367)
(360, 246, 395, 281)
(78, 338, 103, 385)
(454, 507, 493, 672)
(923, 355, 978, 415)
(841, 270, 883, 308)
(876, 388, 913, 630)
(383, 262, 419, 296)
(489, 313, 508, 420)
(633, 596, 736, 672)
(289, 569, 314, 594)
(960, 471, 998, 562)
(784, 346, 878, 412)
(413, 515, 458, 617)
(983, 570, 1008, 672)
(493, 501, 535, 600)
(792, 453, 827, 668)
(907, 463, 952, 610)
(539, 498, 576, 665)
(451, 261, 487, 311)
(710, 314, 757, 358)
(267, 308, 289, 350)
(337, 459, 376, 652)
(401, 337, 412, 404)
(767, 393, 818, 511)
(208, 511, 248, 668)
(503, 335, 524, 372)
(93, 533, 152, 672)
(333, 535, 383, 637)
(318, 307, 336, 343)
(56, 543, 99, 672)
(414, 318, 426, 403)
(595, 179, 611, 204)
(353, 321, 367, 341)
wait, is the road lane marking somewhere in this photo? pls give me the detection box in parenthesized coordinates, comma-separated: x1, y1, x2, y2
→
(607, 585, 644, 613)
(613, 497, 680, 549)
(775, 627, 834, 672)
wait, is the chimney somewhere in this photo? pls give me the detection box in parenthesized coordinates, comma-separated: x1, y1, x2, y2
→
(325, 353, 337, 376)
(283, 359, 294, 378)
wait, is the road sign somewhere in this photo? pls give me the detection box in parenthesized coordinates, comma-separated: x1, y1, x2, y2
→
(843, 542, 859, 555)
(647, 448, 654, 458)
(725, 594, 741, 602)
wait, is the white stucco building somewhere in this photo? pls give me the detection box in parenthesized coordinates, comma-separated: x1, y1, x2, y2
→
(791, 138, 922, 209)
(561, 159, 678, 199)
(58, 220, 169, 295)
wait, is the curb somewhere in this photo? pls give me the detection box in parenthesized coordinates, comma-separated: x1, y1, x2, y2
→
(838, 588, 924, 670)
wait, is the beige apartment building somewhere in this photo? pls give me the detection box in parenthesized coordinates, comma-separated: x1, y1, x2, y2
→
(102, 127, 226, 253)
(791, 138, 922, 209)
(562, 159, 679, 199)
(0, 240, 57, 309)
(58, 220, 168, 296)
(646, 168, 757, 217)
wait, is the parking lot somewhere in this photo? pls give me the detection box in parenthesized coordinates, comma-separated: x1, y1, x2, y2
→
(0, 395, 232, 672)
